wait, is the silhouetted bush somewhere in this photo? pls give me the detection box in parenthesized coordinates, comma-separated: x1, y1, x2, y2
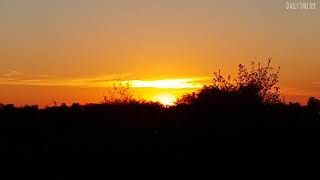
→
(307, 97, 320, 111)
(177, 59, 282, 106)
(103, 78, 136, 104)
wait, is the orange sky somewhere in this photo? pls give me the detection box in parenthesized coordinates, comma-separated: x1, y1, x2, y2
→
(0, 0, 319, 106)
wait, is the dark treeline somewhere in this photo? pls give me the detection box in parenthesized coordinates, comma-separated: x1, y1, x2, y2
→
(1, 60, 320, 166)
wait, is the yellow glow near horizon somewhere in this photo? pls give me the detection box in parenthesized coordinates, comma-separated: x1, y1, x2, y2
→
(0, 74, 211, 88)
(129, 78, 209, 89)
(152, 94, 177, 106)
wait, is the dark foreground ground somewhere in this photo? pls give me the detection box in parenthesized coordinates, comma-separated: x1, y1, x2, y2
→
(1, 101, 320, 177)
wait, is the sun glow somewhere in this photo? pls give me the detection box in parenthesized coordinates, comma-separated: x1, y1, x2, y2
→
(129, 78, 208, 89)
(153, 94, 177, 106)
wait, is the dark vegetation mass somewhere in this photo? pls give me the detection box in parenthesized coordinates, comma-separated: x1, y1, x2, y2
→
(1, 60, 320, 164)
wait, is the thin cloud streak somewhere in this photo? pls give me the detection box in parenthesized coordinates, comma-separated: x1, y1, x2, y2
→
(281, 87, 320, 97)
(2, 70, 21, 77)
(0, 71, 210, 89)
(0, 71, 133, 87)
(129, 77, 211, 89)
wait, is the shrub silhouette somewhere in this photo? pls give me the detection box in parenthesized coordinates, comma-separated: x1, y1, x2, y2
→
(103, 78, 136, 104)
(177, 59, 282, 106)
(307, 97, 320, 111)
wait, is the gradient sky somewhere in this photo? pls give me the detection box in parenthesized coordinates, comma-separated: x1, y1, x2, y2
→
(0, 0, 319, 106)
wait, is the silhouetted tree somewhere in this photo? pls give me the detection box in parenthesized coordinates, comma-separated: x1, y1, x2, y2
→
(71, 103, 81, 110)
(103, 78, 135, 104)
(307, 97, 320, 111)
(177, 59, 282, 105)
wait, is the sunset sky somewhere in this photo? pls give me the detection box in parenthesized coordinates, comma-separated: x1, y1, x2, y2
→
(0, 0, 319, 106)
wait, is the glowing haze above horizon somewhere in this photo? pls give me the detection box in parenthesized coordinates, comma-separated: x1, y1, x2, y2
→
(0, 0, 319, 106)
